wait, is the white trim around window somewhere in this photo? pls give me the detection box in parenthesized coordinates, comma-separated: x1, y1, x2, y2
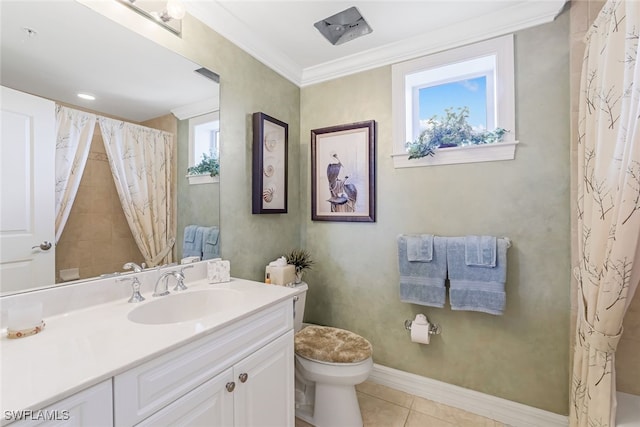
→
(391, 34, 517, 168)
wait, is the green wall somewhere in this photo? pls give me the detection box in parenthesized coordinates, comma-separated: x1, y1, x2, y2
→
(175, 119, 220, 259)
(105, 2, 571, 415)
(299, 12, 570, 414)
(88, 1, 302, 278)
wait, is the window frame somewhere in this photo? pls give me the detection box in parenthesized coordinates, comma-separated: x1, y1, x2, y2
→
(187, 111, 220, 185)
(391, 34, 517, 168)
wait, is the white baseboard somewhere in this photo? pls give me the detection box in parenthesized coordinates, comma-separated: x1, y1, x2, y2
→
(368, 364, 569, 427)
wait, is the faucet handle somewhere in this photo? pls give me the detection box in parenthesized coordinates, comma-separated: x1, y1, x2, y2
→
(118, 277, 145, 303)
(171, 264, 193, 292)
(123, 262, 146, 273)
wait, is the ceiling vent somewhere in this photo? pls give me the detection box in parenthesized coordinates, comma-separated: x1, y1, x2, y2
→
(314, 6, 373, 46)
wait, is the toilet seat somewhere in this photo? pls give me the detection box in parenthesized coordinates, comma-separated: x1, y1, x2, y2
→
(294, 325, 372, 364)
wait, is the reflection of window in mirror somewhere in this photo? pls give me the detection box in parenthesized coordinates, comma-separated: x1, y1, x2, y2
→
(188, 112, 220, 184)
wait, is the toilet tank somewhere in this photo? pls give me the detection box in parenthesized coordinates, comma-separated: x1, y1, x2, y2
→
(293, 282, 308, 332)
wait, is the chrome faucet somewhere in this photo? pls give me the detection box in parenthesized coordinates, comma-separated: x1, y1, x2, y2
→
(153, 265, 194, 296)
(123, 262, 146, 273)
(153, 271, 179, 297)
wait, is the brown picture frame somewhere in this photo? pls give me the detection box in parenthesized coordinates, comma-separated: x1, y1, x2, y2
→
(311, 120, 376, 222)
(252, 112, 288, 214)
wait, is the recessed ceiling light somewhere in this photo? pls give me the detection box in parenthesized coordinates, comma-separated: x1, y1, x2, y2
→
(77, 93, 96, 101)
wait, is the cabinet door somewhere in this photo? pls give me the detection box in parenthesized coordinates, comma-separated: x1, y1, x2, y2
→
(233, 330, 294, 427)
(7, 380, 112, 427)
(136, 368, 234, 427)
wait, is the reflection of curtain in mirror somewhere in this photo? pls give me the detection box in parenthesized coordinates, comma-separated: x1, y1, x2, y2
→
(54, 105, 96, 242)
(99, 118, 175, 267)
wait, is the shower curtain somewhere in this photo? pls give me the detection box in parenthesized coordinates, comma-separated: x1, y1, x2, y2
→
(99, 117, 176, 267)
(54, 105, 96, 242)
(571, 1, 640, 426)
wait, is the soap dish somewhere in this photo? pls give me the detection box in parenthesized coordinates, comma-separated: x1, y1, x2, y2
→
(7, 321, 46, 339)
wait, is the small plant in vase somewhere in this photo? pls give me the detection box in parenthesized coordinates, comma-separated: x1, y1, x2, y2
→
(405, 106, 508, 159)
(187, 153, 220, 177)
(286, 249, 314, 284)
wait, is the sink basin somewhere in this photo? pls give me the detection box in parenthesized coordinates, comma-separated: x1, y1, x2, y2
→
(128, 289, 243, 325)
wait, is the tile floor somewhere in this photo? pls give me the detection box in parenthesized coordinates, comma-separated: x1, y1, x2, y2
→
(295, 381, 507, 427)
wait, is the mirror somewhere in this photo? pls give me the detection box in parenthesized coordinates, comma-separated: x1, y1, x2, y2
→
(0, 1, 220, 295)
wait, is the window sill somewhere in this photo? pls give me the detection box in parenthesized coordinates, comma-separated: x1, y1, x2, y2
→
(391, 141, 519, 168)
(186, 174, 220, 185)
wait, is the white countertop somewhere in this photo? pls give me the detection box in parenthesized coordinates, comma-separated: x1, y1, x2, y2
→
(0, 278, 298, 419)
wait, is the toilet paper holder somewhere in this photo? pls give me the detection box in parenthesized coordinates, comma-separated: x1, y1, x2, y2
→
(404, 316, 441, 335)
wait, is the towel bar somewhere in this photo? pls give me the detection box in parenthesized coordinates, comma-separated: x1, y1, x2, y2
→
(404, 317, 441, 335)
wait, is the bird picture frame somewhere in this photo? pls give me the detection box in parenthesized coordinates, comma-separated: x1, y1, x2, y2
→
(310, 120, 376, 222)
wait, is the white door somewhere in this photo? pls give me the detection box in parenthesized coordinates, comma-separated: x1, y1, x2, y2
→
(234, 331, 295, 427)
(0, 86, 55, 293)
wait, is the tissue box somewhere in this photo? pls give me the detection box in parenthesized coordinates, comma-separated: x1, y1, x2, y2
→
(208, 259, 230, 283)
(265, 265, 295, 286)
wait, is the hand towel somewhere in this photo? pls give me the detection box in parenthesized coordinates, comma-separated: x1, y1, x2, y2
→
(406, 234, 433, 262)
(447, 236, 509, 315)
(202, 226, 220, 260)
(182, 225, 202, 258)
(465, 235, 496, 267)
(398, 235, 447, 308)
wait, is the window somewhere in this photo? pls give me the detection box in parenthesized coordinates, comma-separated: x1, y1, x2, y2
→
(392, 35, 517, 168)
(188, 111, 220, 184)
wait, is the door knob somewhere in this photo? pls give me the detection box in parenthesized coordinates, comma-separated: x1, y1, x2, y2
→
(239, 373, 248, 383)
(226, 382, 236, 392)
(32, 241, 52, 251)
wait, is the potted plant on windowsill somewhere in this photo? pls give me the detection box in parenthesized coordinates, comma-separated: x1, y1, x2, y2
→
(406, 106, 508, 159)
(187, 153, 220, 184)
(286, 248, 314, 284)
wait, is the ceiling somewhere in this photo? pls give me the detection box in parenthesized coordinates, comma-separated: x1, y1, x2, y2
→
(0, 1, 566, 120)
(0, 1, 218, 122)
(186, 0, 568, 87)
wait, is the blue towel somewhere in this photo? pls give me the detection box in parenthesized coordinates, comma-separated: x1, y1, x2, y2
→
(398, 235, 447, 308)
(183, 225, 203, 258)
(406, 234, 433, 262)
(447, 237, 509, 315)
(465, 235, 496, 267)
(202, 226, 220, 260)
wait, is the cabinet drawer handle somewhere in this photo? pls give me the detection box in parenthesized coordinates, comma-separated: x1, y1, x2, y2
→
(226, 382, 236, 392)
(239, 373, 248, 383)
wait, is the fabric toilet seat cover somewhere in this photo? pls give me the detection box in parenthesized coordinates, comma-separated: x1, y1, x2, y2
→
(294, 325, 372, 363)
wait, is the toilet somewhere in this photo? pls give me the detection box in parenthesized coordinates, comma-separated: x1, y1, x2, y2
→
(292, 282, 373, 427)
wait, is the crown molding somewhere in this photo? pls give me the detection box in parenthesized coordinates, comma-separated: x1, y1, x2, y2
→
(187, 1, 566, 88)
(185, 1, 303, 85)
(171, 97, 219, 120)
(300, 1, 566, 86)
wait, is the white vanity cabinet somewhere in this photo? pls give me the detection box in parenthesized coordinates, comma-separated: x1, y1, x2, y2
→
(138, 331, 294, 427)
(8, 380, 112, 427)
(232, 330, 294, 426)
(114, 300, 294, 426)
(136, 368, 235, 426)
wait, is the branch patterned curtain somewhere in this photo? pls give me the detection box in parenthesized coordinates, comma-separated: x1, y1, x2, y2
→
(54, 105, 96, 242)
(98, 117, 175, 267)
(572, 1, 640, 426)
